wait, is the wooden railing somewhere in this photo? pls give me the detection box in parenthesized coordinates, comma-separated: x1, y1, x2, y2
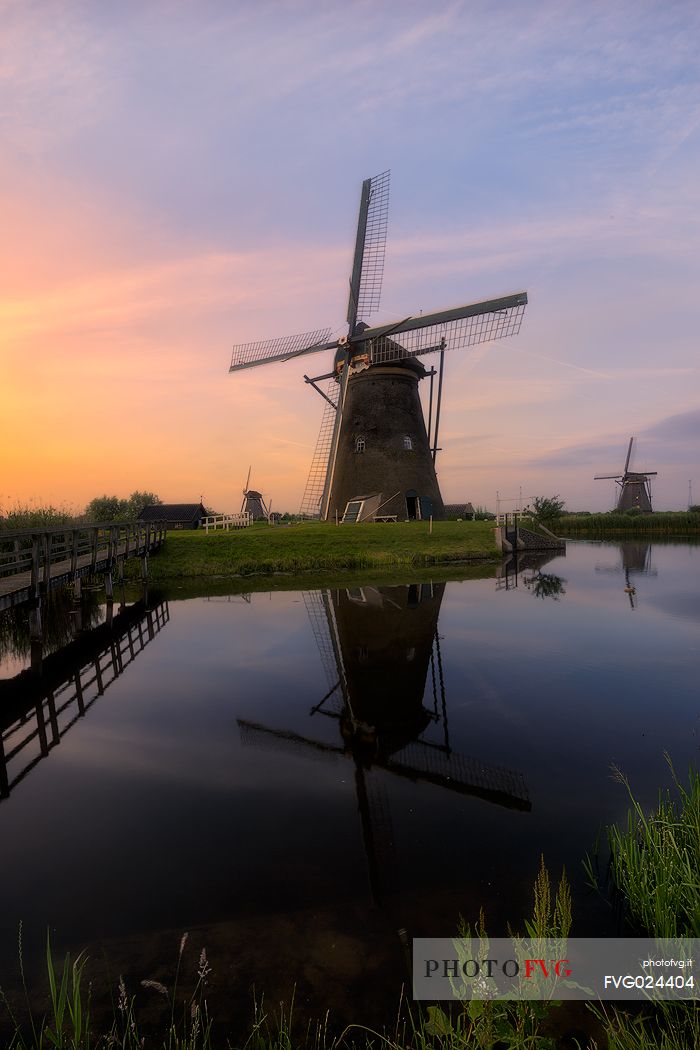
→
(0, 521, 166, 609)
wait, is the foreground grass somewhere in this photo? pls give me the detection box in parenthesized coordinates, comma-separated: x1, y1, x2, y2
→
(137, 522, 501, 580)
(585, 758, 699, 1050)
(586, 758, 700, 940)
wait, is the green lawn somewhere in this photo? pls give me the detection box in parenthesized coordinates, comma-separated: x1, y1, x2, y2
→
(142, 520, 500, 579)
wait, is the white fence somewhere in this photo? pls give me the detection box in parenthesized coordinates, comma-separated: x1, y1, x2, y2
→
(201, 513, 252, 533)
(495, 511, 533, 526)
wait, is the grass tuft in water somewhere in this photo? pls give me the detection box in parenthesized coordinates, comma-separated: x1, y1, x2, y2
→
(584, 755, 700, 939)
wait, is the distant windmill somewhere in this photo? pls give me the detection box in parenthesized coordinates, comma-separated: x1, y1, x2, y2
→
(241, 466, 269, 520)
(229, 171, 527, 522)
(595, 438, 657, 513)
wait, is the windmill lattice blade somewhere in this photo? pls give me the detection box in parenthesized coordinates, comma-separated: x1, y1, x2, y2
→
(355, 293, 527, 365)
(387, 741, 530, 810)
(238, 719, 344, 763)
(302, 590, 344, 699)
(356, 169, 390, 319)
(299, 381, 339, 517)
(229, 328, 334, 373)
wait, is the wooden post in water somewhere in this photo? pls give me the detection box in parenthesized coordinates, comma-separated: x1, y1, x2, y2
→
(30, 534, 40, 597)
(42, 534, 51, 589)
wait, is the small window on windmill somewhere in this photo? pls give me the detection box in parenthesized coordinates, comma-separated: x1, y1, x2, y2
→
(355, 435, 366, 453)
(342, 500, 364, 523)
(403, 435, 413, 450)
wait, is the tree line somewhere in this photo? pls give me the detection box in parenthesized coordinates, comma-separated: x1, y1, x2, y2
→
(0, 492, 162, 530)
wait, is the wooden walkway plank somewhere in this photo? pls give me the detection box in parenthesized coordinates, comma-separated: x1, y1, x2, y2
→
(0, 523, 166, 611)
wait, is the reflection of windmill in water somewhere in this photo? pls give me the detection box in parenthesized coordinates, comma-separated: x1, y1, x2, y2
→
(241, 466, 270, 520)
(595, 542, 657, 609)
(238, 584, 530, 908)
(595, 438, 657, 513)
(229, 171, 527, 522)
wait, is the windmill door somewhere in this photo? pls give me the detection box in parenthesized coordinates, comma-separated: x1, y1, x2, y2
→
(405, 490, 420, 520)
(419, 496, 433, 521)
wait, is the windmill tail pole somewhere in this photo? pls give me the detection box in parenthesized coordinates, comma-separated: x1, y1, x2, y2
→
(432, 346, 446, 463)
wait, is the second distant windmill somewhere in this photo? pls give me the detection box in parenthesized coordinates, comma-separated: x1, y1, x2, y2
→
(594, 438, 657, 513)
(241, 467, 270, 521)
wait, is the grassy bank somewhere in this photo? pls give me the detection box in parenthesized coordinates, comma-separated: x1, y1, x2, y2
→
(554, 512, 700, 538)
(137, 521, 501, 580)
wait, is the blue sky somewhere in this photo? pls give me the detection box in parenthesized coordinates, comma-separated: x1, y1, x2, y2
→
(1, 0, 699, 511)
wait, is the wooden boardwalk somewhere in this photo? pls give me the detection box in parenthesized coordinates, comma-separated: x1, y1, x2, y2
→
(0, 522, 165, 612)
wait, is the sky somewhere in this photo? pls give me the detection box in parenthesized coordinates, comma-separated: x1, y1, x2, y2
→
(1, 0, 699, 514)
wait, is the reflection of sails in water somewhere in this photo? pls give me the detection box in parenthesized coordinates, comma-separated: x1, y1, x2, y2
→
(238, 584, 530, 907)
(0, 600, 170, 800)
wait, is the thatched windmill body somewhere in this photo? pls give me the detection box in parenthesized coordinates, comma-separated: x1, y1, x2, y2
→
(229, 172, 528, 522)
(595, 438, 657, 513)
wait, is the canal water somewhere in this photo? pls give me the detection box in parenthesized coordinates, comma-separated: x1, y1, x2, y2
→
(0, 539, 697, 1038)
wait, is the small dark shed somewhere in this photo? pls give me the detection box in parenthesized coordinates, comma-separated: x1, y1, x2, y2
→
(139, 503, 207, 530)
(444, 502, 476, 520)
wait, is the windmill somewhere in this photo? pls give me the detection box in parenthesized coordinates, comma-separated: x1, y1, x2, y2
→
(594, 438, 657, 513)
(229, 171, 528, 522)
(238, 583, 530, 908)
(240, 466, 270, 520)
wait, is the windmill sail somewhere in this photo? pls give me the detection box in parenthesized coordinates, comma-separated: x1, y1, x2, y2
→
(299, 380, 341, 517)
(353, 292, 527, 364)
(302, 588, 346, 704)
(348, 169, 390, 326)
(229, 328, 334, 373)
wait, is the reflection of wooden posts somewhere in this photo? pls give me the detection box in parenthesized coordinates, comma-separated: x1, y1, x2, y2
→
(35, 701, 49, 756)
(0, 735, 9, 798)
(94, 657, 104, 696)
(74, 671, 85, 715)
(46, 691, 60, 746)
(30, 598, 44, 676)
(30, 638, 44, 676)
(1, 599, 170, 804)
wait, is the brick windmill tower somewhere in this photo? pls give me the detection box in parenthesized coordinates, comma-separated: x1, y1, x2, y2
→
(229, 172, 528, 522)
(595, 438, 657, 513)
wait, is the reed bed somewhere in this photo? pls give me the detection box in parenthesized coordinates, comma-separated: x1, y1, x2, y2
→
(554, 512, 700, 537)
